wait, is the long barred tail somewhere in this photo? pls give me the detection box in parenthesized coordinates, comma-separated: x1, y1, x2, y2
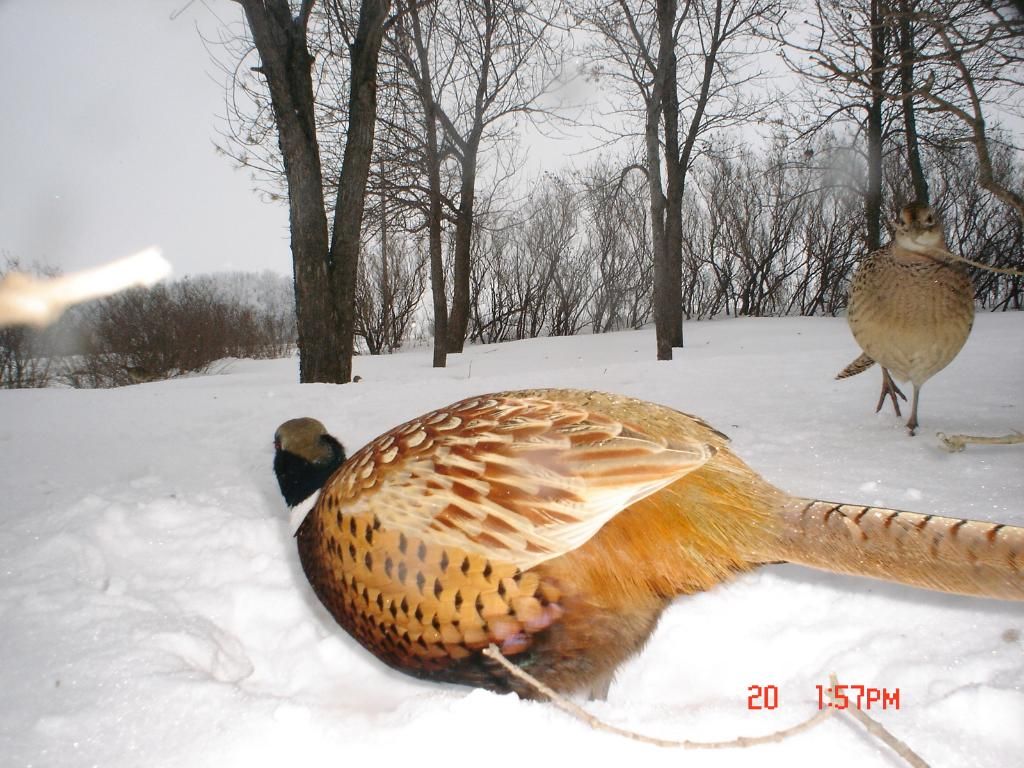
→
(835, 353, 876, 380)
(767, 498, 1024, 600)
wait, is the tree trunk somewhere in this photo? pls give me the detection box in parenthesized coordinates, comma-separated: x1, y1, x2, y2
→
(662, 35, 684, 350)
(237, 0, 341, 383)
(865, 0, 887, 251)
(401, 0, 448, 367)
(648, 128, 672, 360)
(896, 0, 929, 205)
(446, 137, 479, 354)
(678, 0, 724, 274)
(379, 180, 392, 352)
(445, 3, 493, 356)
(425, 119, 448, 369)
(649, 0, 677, 361)
(328, 0, 392, 383)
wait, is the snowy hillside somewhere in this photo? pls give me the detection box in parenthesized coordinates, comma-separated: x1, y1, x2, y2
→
(2, 314, 1022, 768)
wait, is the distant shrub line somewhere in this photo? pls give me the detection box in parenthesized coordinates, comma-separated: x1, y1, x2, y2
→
(1, 268, 296, 389)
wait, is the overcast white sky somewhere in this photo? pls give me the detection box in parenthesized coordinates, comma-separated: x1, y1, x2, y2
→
(0, 0, 598, 282)
(0, 0, 292, 277)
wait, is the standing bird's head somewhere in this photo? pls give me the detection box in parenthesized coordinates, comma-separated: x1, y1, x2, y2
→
(892, 202, 946, 254)
(273, 417, 347, 508)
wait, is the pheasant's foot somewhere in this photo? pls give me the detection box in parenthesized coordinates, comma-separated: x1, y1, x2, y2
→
(875, 369, 907, 416)
(905, 385, 922, 437)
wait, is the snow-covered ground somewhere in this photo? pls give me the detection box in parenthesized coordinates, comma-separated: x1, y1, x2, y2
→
(2, 314, 1022, 768)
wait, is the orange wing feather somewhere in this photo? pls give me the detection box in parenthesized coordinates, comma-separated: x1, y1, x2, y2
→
(322, 394, 715, 570)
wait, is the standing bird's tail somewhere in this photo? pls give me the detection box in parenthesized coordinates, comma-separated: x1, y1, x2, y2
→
(759, 498, 1024, 601)
(835, 353, 876, 380)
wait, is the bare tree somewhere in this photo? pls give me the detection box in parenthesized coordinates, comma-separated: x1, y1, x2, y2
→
(385, 0, 451, 367)
(906, 2, 1024, 219)
(715, 149, 808, 315)
(577, 159, 653, 332)
(790, 184, 864, 316)
(470, 224, 525, 342)
(678, 138, 869, 319)
(530, 176, 592, 336)
(927, 140, 1024, 308)
(780, 0, 911, 251)
(580, 0, 781, 359)
(468, 177, 587, 342)
(679, 186, 727, 319)
(225, 0, 392, 383)
(787, 0, 1024, 236)
(895, 0, 930, 204)
(386, 0, 563, 359)
(355, 234, 428, 353)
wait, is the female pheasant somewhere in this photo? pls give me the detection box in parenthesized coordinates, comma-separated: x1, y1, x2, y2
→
(273, 389, 1023, 698)
(837, 203, 974, 435)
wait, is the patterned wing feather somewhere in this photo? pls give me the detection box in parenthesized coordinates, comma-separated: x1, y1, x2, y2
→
(326, 394, 715, 570)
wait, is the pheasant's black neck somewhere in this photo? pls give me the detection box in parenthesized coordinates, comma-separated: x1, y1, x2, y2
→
(274, 436, 346, 507)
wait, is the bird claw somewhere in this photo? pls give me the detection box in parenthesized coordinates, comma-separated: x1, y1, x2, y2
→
(874, 370, 907, 416)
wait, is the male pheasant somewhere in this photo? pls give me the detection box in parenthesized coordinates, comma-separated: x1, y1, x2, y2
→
(838, 203, 974, 434)
(274, 389, 1022, 698)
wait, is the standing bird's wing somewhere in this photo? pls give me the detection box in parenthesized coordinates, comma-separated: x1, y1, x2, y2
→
(317, 393, 715, 571)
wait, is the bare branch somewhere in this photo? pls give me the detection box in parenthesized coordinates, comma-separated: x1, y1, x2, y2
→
(483, 645, 835, 749)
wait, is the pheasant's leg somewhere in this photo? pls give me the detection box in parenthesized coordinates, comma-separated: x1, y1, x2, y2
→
(906, 385, 921, 436)
(586, 672, 614, 701)
(875, 368, 907, 416)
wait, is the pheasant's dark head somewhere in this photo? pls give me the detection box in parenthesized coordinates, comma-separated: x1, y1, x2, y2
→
(273, 417, 346, 507)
